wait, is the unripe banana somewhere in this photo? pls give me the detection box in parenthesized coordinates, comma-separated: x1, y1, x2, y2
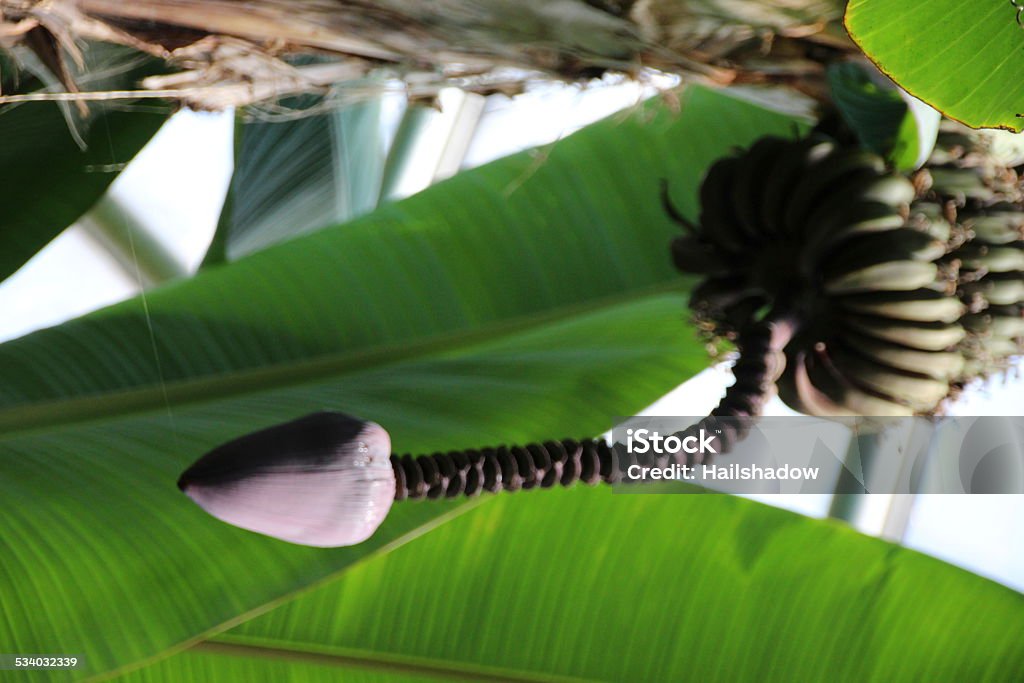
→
(836, 333, 965, 379)
(760, 138, 836, 238)
(821, 229, 946, 280)
(826, 345, 951, 412)
(969, 336, 1022, 359)
(930, 128, 975, 162)
(732, 136, 791, 241)
(926, 167, 995, 202)
(784, 149, 886, 237)
(959, 277, 1024, 306)
(906, 201, 954, 243)
(837, 289, 966, 323)
(803, 175, 916, 246)
(824, 261, 939, 296)
(964, 211, 1024, 245)
(800, 177, 916, 268)
(962, 312, 1024, 338)
(956, 245, 1024, 273)
(799, 201, 908, 272)
(783, 350, 915, 417)
(841, 314, 967, 351)
(850, 174, 918, 207)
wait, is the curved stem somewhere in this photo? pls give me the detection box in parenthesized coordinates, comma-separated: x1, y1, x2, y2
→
(392, 309, 803, 500)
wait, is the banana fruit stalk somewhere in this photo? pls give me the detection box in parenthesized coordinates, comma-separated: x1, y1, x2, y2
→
(669, 127, 1024, 418)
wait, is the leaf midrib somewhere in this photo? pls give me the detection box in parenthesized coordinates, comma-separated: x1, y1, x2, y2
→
(0, 281, 689, 439)
(194, 635, 599, 683)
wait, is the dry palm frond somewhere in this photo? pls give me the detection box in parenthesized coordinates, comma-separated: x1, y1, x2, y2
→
(0, 0, 848, 110)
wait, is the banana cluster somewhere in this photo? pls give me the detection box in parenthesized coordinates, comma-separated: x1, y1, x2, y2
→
(671, 132, 1024, 417)
(923, 123, 1024, 383)
(955, 206, 1024, 378)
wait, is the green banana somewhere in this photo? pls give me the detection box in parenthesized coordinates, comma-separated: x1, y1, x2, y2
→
(835, 333, 965, 379)
(927, 167, 995, 202)
(841, 314, 967, 351)
(775, 351, 848, 416)
(760, 138, 835, 238)
(799, 201, 907, 273)
(783, 148, 886, 237)
(959, 276, 1024, 305)
(827, 345, 951, 412)
(824, 261, 939, 296)
(964, 212, 1024, 245)
(837, 289, 966, 323)
(845, 173, 917, 207)
(789, 349, 915, 416)
(970, 337, 1022, 359)
(928, 129, 975, 166)
(906, 201, 953, 243)
(955, 245, 1024, 273)
(962, 312, 1024, 338)
(732, 136, 790, 241)
(820, 229, 946, 280)
(800, 174, 915, 254)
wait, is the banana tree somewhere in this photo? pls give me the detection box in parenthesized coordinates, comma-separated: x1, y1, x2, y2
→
(1, 3, 1023, 682)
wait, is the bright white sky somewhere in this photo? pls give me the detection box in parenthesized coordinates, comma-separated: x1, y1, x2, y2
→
(1, 82, 1021, 591)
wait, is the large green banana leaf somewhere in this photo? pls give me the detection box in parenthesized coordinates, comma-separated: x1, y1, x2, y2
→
(0, 86, 799, 681)
(845, 0, 1024, 132)
(116, 486, 1024, 682)
(0, 46, 168, 283)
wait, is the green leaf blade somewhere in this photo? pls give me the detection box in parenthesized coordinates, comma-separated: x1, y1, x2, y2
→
(0, 86, 802, 680)
(0, 102, 167, 282)
(116, 488, 1024, 682)
(0, 291, 700, 682)
(0, 88, 797, 413)
(846, 0, 1024, 132)
(0, 45, 170, 283)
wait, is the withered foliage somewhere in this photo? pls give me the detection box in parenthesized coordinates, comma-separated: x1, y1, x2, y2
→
(0, 0, 847, 110)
